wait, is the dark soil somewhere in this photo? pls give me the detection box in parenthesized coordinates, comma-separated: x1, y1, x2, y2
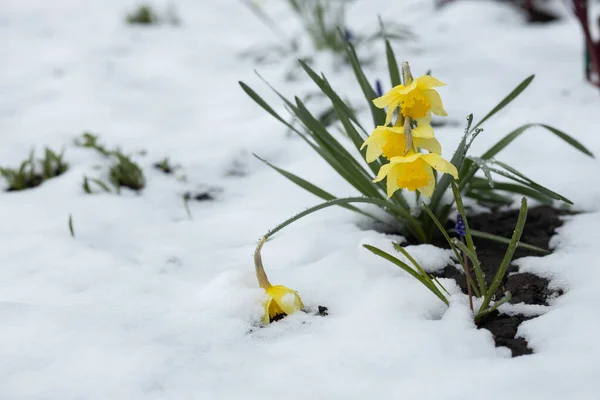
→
(184, 191, 215, 202)
(269, 305, 329, 324)
(431, 206, 568, 356)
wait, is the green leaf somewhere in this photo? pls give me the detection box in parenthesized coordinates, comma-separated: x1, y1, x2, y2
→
(475, 292, 512, 321)
(482, 123, 593, 160)
(68, 214, 75, 238)
(298, 60, 365, 132)
(460, 123, 593, 191)
(253, 154, 380, 220)
(264, 196, 425, 243)
(467, 229, 550, 255)
(468, 178, 554, 205)
(472, 75, 535, 131)
(363, 244, 449, 305)
(385, 39, 401, 87)
(479, 197, 528, 313)
(487, 160, 572, 204)
(239, 81, 288, 125)
(452, 182, 487, 295)
(428, 114, 473, 224)
(90, 178, 112, 193)
(339, 28, 385, 127)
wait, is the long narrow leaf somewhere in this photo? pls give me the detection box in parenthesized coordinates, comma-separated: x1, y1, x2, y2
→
(254, 154, 382, 221)
(468, 178, 554, 205)
(460, 123, 593, 190)
(264, 196, 425, 243)
(363, 244, 449, 305)
(421, 203, 481, 297)
(475, 292, 512, 321)
(480, 197, 528, 312)
(298, 60, 365, 132)
(451, 182, 487, 295)
(468, 229, 550, 255)
(339, 28, 385, 127)
(384, 38, 401, 87)
(472, 75, 534, 130)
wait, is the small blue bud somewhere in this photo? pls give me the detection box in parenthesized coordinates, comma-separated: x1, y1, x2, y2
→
(455, 213, 466, 238)
(344, 29, 354, 42)
(375, 79, 383, 97)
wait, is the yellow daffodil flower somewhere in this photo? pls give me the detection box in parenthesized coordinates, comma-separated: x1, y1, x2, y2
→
(374, 151, 458, 198)
(361, 115, 441, 162)
(254, 237, 304, 324)
(373, 75, 447, 125)
(264, 284, 305, 324)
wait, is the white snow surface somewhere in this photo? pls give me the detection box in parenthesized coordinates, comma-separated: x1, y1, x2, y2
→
(1, 0, 600, 399)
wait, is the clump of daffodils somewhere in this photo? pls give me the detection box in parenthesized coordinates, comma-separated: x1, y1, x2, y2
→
(254, 237, 304, 324)
(362, 62, 457, 198)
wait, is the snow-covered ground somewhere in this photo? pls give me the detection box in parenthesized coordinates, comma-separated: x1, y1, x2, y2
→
(1, 0, 600, 398)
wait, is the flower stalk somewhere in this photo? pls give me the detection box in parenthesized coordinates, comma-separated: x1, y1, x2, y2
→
(254, 236, 271, 289)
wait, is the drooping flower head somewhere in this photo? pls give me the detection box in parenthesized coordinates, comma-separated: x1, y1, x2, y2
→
(264, 285, 304, 324)
(373, 75, 447, 125)
(373, 150, 458, 198)
(254, 237, 304, 324)
(361, 114, 441, 163)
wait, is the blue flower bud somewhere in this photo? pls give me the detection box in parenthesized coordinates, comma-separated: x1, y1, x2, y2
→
(455, 213, 466, 237)
(375, 79, 383, 97)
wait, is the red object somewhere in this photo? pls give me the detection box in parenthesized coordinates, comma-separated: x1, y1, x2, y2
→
(572, 0, 600, 87)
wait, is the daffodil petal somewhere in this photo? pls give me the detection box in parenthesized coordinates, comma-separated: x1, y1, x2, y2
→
(421, 153, 458, 178)
(416, 113, 432, 126)
(374, 162, 394, 183)
(412, 123, 434, 139)
(372, 90, 398, 108)
(388, 152, 423, 164)
(417, 165, 435, 197)
(386, 164, 402, 198)
(416, 75, 446, 89)
(414, 137, 442, 154)
(263, 298, 273, 324)
(266, 285, 304, 318)
(423, 89, 447, 116)
(362, 127, 389, 162)
(384, 104, 395, 126)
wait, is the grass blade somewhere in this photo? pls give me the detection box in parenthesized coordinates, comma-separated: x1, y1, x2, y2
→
(475, 292, 512, 321)
(339, 28, 385, 127)
(451, 182, 487, 295)
(472, 75, 534, 130)
(253, 153, 380, 219)
(480, 197, 528, 312)
(384, 38, 401, 87)
(68, 214, 75, 237)
(467, 229, 550, 255)
(264, 196, 425, 243)
(460, 123, 593, 190)
(363, 244, 449, 305)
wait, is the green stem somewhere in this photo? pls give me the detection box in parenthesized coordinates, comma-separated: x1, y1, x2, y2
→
(265, 197, 427, 243)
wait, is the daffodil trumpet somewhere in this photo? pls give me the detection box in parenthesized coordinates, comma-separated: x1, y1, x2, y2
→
(254, 236, 305, 324)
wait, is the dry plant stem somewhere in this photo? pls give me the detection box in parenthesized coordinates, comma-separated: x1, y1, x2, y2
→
(403, 117, 412, 155)
(254, 236, 271, 289)
(401, 61, 414, 154)
(462, 237, 474, 312)
(573, 0, 600, 87)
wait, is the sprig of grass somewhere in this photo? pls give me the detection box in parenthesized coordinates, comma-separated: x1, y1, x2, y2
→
(125, 4, 179, 26)
(75, 132, 112, 156)
(0, 148, 69, 191)
(109, 152, 145, 193)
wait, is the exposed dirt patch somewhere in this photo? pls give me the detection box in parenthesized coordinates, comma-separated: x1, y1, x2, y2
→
(432, 206, 568, 356)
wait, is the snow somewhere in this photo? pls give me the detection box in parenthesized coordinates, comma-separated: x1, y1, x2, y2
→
(1, 0, 600, 399)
